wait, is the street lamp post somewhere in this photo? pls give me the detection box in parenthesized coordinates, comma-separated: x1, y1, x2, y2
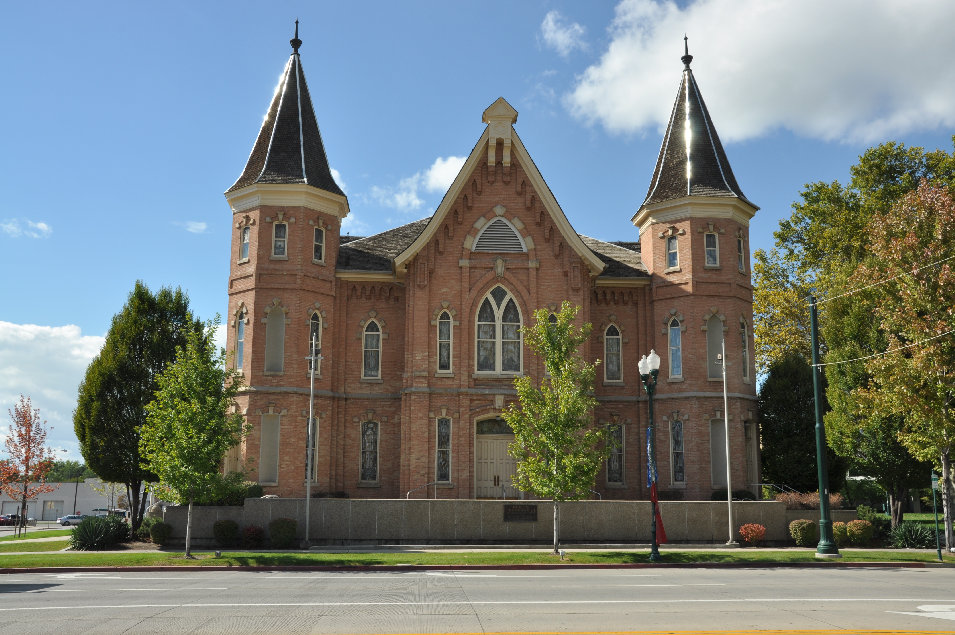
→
(639, 349, 662, 562)
(304, 333, 322, 548)
(716, 339, 738, 546)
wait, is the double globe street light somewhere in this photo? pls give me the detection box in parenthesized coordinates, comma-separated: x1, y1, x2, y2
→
(638, 349, 662, 562)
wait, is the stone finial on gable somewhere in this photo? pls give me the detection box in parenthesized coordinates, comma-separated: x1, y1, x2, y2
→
(482, 97, 518, 167)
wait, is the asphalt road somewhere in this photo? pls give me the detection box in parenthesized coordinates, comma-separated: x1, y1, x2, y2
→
(1, 566, 954, 634)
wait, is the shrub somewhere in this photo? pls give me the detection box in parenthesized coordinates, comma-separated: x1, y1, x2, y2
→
(738, 523, 766, 546)
(890, 521, 935, 549)
(69, 515, 129, 551)
(856, 505, 891, 544)
(832, 521, 848, 547)
(775, 491, 845, 510)
(242, 524, 265, 549)
(789, 519, 818, 547)
(711, 489, 757, 501)
(213, 519, 240, 548)
(136, 516, 160, 542)
(268, 517, 298, 549)
(149, 521, 173, 546)
(846, 519, 874, 546)
(197, 472, 263, 506)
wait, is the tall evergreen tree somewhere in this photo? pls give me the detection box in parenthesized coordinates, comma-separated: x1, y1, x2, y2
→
(74, 281, 202, 531)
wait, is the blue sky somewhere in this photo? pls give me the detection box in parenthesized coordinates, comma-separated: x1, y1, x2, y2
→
(2, 0, 955, 459)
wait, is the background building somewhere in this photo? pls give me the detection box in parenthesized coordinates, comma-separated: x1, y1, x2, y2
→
(223, 31, 759, 501)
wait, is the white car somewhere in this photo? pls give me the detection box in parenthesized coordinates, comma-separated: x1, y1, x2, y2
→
(57, 514, 87, 526)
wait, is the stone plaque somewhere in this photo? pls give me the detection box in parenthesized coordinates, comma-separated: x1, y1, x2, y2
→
(503, 504, 538, 522)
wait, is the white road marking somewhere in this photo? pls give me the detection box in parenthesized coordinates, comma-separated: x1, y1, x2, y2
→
(890, 604, 955, 622)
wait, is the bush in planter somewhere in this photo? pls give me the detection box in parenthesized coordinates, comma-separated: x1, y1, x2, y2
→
(213, 519, 240, 547)
(149, 521, 173, 546)
(268, 517, 298, 549)
(789, 519, 818, 547)
(738, 523, 766, 546)
(846, 519, 874, 546)
(832, 521, 848, 547)
(136, 516, 160, 542)
(242, 524, 265, 549)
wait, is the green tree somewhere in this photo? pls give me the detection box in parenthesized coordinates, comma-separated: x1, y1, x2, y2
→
(503, 302, 613, 554)
(849, 181, 955, 548)
(757, 354, 846, 494)
(74, 281, 202, 532)
(141, 316, 247, 558)
(2, 396, 57, 536)
(46, 460, 96, 483)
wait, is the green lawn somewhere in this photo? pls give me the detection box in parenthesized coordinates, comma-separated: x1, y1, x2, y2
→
(0, 547, 952, 569)
(0, 529, 73, 542)
(0, 539, 70, 553)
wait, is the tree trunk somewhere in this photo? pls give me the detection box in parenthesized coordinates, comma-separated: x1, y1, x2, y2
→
(18, 484, 28, 538)
(941, 449, 953, 552)
(888, 486, 905, 529)
(127, 480, 143, 531)
(185, 497, 194, 559)
(553, 501, 560, 555)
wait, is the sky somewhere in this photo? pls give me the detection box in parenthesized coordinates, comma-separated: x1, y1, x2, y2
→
(2, 0, 954, 461)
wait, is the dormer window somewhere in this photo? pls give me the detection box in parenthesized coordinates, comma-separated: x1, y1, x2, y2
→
(272, 222, 288, 258)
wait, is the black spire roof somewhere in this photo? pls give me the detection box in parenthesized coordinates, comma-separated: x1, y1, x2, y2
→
(227, 22, 344, 196)
(640, 39, 756, 209)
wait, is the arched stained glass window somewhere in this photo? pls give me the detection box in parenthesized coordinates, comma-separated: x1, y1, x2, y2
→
(604, 325, 622, 382)
(475, 286, 522, 373)
(363, 321, 381, 379)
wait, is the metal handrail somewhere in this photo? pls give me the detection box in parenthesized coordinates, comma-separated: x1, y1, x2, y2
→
(405, 482, 451, 499)
(757, 482, 801, 499)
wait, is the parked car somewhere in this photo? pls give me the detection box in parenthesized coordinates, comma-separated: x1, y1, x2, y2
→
(0, 515, 13, 526)
(5, 513, 37, 526)
(57, 514, 87, 526)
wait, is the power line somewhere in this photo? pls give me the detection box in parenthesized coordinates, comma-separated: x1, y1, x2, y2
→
(813, 253, 955, 307)
(814, 328, 955, 368)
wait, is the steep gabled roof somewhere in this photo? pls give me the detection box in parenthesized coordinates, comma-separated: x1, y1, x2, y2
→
(640, 41, 756, 210)
(579, 236, 648, 279)
(337, 218, 431, 273)
(227, 23, 343, 197)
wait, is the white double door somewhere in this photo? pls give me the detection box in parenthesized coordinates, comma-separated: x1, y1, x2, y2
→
(475, 435, 520, 498)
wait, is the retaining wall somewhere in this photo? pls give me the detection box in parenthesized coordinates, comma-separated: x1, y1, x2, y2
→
(160, 499, 858, 547)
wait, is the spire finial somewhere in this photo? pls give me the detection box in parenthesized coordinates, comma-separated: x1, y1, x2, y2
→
(681, 34, 693, 69)
(291, 19, 302, 53)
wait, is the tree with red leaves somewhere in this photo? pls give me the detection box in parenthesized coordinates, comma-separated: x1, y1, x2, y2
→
(2, 396, 57, 536)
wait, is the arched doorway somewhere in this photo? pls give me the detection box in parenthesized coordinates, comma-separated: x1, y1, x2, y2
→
(475, 417, 520, 498)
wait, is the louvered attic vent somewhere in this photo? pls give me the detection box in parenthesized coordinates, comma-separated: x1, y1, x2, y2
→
(474, 218, 526, 252)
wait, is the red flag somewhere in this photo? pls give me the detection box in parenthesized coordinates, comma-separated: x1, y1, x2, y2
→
(650, 483, 668, 544)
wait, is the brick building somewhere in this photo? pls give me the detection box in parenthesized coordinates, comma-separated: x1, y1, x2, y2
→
(223, 30, 759, 501)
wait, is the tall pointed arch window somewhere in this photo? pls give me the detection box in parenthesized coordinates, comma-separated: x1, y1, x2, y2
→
(235, 308, 246, 371)
(360, 421, 379, 483)
(607, 423, 624, 484)
(240, 226, 250, 261)
(437, 311, 452, 373)
(476, 286, 521, 373)
(706, 315, 724, 380)
(308, 313, 322, 374)
(264, 304, 286, 374)
(604, 325, 622, 382)
(668, 317, 683, 378)
(362, 321, 381, 379)
(436, 417, 451, 483)
(670, 419, 685, 485)
(740, 320, 750, 382)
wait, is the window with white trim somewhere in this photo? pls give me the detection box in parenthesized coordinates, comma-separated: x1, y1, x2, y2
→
(740, 321, 750, 382)
(240, 226, 250, 261)
(607, 424, 624, 484)
(264, 305, 285, 373)
(704, 232, 719, 267)
(360, 421, 379, 483)
(437, 311, 452, 373)
(668, 317, 683, 378)
(737, 235, 745, 272)
(313, 227, 325, 263)
(670, 419, 685, 484)
(259, 413, 280, 485)
(436, 417, 451, 483)
(476, 286, 521, 373)
(235, 308, 246, 371)
(604, 325, 622, 382)
(362, 321, 381, 379)
(272, 222, 287, 257)
(308, 313, 321, 374)
(666, 236, 679, 269)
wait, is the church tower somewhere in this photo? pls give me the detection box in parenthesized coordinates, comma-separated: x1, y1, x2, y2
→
(632, 40, 761, 499)
(224, 23, 348, 492)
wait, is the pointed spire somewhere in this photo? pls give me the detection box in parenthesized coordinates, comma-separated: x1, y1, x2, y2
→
(227, 24, 344, 197)
(638, 40, 756, 210)
(290, 19, 302, 53)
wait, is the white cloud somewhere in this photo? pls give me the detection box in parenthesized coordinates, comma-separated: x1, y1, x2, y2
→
(1, 219, 52, 239)
(0, 322, 105, 459)
(568, 0, 955, 143)
(185, 221, 207, 234)
(331, 167, 347, 194)
(540, 10, 587, 58)
(370, 156, 466, 212)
